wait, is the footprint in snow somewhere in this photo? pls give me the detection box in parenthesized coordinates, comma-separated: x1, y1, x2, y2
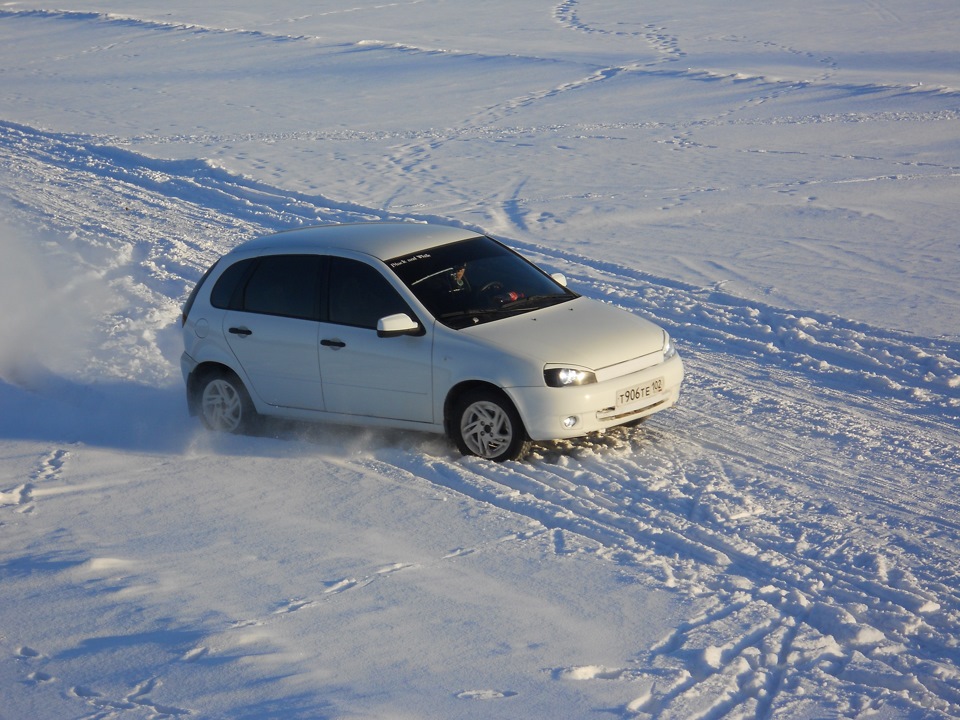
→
(0, 483, 33, 512)
(16, 647, 54, 684)
(273, 598, 318, 614)
(229, 619, 263, 629)
(323, 578, 365, 595)
(26, 671, 55, 684)
(443, 547, 476, 559)
(456, 689, 518, 700)
(69, 677, 192, 717)
(554, 665, 639, 681)
(35, 448, 69, 482)
(181, 646, 209, 662)
(2, 449, 72, 514)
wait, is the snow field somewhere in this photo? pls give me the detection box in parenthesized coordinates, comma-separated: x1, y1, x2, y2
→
(2, 1, 959, 718)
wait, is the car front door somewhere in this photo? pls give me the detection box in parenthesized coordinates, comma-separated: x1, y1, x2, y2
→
(318, 257, 433, 423)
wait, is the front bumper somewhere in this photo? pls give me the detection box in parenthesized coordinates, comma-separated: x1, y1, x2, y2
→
(507, 353, 684, 442)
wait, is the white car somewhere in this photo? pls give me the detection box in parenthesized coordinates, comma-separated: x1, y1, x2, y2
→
(180, 223, 683, 461)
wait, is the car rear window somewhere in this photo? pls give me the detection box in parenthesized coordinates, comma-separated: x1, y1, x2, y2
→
(210, 258, 255, 309)
(182, 259, 218, 324)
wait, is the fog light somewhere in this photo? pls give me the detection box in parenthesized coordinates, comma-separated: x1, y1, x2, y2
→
(562, 415, 579, 429)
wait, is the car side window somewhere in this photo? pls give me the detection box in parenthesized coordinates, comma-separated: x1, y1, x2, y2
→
(210, 258, 254, 310)
(328, 257, 412, 329)
(243, 255, 321, 320)
(211, 255, 321, 320)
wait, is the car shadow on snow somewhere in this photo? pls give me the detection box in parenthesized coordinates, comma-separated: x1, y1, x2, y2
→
(238, 412, 656, 463)
(0, 367, 657, 462)
(0, 370, 195, 453)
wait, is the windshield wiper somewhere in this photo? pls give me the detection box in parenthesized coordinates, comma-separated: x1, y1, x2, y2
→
(439, 295, 572, 328)
(437, 308, 508, 327)
(499, 293, 572, 310)
(439, 308, 497, 319)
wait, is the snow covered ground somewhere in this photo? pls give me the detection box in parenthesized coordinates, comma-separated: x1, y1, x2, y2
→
(1, 1, 959, 718)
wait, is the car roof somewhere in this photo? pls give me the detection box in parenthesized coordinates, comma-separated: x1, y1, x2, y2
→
(229, 222, 481, 262)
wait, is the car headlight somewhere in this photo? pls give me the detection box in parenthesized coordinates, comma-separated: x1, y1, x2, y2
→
(663, 332, 677, 360)
(544, 367, 597, 387)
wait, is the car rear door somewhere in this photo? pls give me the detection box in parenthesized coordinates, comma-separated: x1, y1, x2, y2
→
(221, 254, 326, 410)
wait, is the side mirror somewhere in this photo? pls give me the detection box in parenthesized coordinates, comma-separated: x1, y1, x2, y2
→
(550, 272, 568, 288)
(377, 313, 424, 338)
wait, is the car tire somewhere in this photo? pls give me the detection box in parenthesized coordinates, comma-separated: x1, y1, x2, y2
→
(452, 389, 528, 462)
(197, 369, 256, 434)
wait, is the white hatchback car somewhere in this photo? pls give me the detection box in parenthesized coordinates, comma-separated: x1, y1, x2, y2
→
(181, 223, 683, 461)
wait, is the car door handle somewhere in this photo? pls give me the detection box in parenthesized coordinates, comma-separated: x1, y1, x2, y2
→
(228, 326, 253, 337)
(321, 338, 346, 349)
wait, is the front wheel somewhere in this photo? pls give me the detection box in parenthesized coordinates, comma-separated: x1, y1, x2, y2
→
(197, 370, 256, 433)
(452, 389, 528, 462)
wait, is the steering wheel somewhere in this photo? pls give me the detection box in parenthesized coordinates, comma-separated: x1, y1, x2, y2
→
(477, 281, 504, 303)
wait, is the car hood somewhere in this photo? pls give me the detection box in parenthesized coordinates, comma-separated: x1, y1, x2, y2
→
(462, 297, 665, 371)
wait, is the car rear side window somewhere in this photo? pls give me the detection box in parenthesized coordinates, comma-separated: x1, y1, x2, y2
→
(211, 255, 321, 321)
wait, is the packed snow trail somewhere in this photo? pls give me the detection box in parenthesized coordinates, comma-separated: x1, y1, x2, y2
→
(3, 119, 960, 716)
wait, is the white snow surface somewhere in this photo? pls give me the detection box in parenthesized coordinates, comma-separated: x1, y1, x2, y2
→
(1, 1, 959, 718)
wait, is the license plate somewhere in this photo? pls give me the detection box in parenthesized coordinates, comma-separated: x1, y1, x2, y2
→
(616, 377, 665, 407)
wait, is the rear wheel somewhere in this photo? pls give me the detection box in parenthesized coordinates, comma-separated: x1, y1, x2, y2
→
(197, 370, 256, 433)
(452, 389, 528, 462)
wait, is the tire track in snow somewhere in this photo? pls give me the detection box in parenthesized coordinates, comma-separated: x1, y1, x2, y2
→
(0, 119, 412, 385)
(0, 7, 312, 43)
(357, 265, 960, 713)
(368, 356, 960, 716)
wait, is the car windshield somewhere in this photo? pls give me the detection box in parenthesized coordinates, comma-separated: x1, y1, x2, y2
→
(387, 236, 576, 329)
